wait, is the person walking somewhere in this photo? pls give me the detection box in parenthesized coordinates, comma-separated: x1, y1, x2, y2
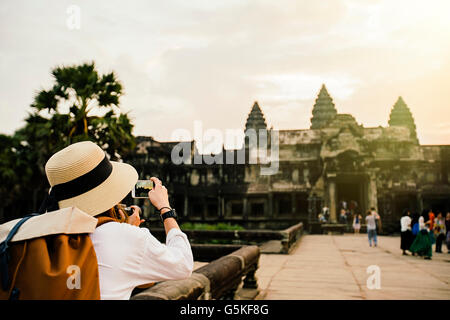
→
(400, 209, 413, 255)
(434, 212, 446, 253)
(410, 214, 432, 260)
(366, 209, 380, 247)
(446, 212, 450, 254)
(352, 212, 362, 234)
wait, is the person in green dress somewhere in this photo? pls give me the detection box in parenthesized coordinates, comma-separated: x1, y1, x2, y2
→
(409, 214, 432, 260)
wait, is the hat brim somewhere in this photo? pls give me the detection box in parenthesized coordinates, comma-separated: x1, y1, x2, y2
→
(58, 161, 139, 216)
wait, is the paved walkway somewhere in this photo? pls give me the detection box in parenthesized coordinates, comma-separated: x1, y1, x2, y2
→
(255, 234, 450, 300)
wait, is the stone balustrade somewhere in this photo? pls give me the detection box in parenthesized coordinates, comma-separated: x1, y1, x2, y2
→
(149, 222, 303, 258)
(131, 245, 260, 300)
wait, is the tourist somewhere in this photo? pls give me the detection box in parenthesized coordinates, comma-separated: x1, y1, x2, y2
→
(426, 211, 436, 247)
(366, 209, 380, 247)
(346, 209, 352, 224)
(410, 213, 420, 256)
(434, 212, 446, 253)
(322, 206, 330, 221)
(400, 209, 413, 255)
(352, 212, 362, 234)
(427, 209, 435, 232)
(38, 141, 194, 299)
(339, 209, 347, 224)
(409, 214, 432, 260)
(446, 212, 450, 253)
(318, 213, 327, 223)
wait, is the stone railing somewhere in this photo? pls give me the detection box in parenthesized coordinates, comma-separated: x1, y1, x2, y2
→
(320, 223, 347, 234)
(131, 245, 260, 300)
(280, 222, 303, 253)
(149, 222, 303, 258)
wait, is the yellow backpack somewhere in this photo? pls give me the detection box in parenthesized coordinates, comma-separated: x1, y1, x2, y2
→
(0, 207, 101, 300)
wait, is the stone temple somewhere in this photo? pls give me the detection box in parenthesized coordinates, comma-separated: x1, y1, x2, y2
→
(127, 85, 450, 232)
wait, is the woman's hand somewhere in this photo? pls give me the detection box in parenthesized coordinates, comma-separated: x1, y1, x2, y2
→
(148, 177, 171, 214)
(128, 205, 145, 226)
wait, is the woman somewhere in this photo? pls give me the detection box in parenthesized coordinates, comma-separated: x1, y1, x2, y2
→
(409, 214, 432, 260)
(400, 209, 413, 255)
(446, 212, 450, 253)
(40, 141, 194, 299)
(434, 212, 446, 253)
(410, 213, 420, 252)
(352, 213, 362, 234)
(426, 211, 436, 247)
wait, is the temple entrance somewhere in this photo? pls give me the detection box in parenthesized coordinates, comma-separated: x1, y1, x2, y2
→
(336, 175, 366, 218)
(422, 196, 450, 215)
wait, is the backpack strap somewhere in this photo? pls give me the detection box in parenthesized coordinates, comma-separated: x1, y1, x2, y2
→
(0, 214, 38, 291)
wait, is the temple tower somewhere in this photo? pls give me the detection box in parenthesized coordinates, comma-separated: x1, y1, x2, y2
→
(310, 84, 338, 129)
(388, 96, 418, 143)
(244, 101, 269, 160)
(245, 101, 267, 131)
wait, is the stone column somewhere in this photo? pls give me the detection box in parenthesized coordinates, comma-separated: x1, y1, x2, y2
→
(183, 193, 189, 217)
(327, 174, 337, 223)
(367, 173, 378, 212)
(217, 195, 222, 218)
(416, 192, 423, 214)
(243, 197, 248, 220)
(291, 192, 296, 215)
(221, 197, 225, 218)
(267, 192, 273, 218)
(308, 194, 318, 222)
(202, 197, 207, 220)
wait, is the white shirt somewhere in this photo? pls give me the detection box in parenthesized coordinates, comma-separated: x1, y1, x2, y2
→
(365, 214, 378, 230)
(418, 216, 425, 230)
(400, 216, 411, 232)
(89, 222, 194, 300)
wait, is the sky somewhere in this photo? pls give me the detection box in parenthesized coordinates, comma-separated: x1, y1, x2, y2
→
(1, 0, 450, 149)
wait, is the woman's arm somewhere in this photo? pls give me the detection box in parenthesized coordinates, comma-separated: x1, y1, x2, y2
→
(147, 177, 181, 235)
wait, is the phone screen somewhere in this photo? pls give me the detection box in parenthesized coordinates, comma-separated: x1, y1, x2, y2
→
(132, 180, 154, 198)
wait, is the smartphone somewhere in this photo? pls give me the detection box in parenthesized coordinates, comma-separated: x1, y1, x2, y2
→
(132, 180, 155, 198)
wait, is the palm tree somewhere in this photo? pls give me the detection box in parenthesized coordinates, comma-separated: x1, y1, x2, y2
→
(30, 61, 135, 159)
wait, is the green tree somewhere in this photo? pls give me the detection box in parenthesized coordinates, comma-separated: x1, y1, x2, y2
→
(29, 61, 135, 159)
(0, 62, 136, 221)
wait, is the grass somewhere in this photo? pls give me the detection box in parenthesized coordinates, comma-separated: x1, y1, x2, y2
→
(179, 222, 245, 231)
(179, 222, 246, 244)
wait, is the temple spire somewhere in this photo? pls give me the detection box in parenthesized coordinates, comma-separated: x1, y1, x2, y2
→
(245, 101, 267, 131)
(388, 96, 418, 143)
(310, 84, 337, 129)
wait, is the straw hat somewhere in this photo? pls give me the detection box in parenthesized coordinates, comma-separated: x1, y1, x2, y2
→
(43, 141, 138, 216)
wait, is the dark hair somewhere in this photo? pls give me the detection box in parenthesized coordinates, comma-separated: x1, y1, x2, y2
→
(411, 213, 419, 225)
(402, 208, 410, 216)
